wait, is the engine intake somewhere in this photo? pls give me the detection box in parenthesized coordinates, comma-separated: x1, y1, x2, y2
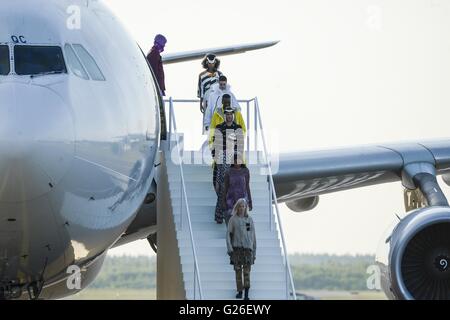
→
(401, 222, 450, 300)
(378, 207, 450, 300)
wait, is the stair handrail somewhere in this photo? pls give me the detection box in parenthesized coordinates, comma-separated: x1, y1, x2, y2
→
(166, 97, 204, 300)
(254, 97, 297, 300)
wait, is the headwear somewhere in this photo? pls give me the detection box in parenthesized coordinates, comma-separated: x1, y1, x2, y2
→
(202, 54, 221, 70)
(224, 106, 235, 114)
(205, 54, 217, 64)
(154, 34, 167, 53)
(154, 34, 167, 46)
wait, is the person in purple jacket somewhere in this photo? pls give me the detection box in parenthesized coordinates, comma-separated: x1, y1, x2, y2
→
(223, 155, 253, 225)
(146, 34, 167, 96)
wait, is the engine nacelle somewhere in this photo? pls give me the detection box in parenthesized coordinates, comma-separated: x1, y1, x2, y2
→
(376, 207, 450, 300)
(285, 196, 319, 213)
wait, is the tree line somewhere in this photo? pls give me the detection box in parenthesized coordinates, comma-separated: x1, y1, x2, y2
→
(89, 254, 376, 291)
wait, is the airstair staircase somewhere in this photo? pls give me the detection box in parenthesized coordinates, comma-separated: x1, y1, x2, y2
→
(156, 98, 296, 300)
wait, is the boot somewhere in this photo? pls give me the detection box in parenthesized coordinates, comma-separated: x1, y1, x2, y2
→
(244, 288, 250, 300)
(236, 291, 243, 299)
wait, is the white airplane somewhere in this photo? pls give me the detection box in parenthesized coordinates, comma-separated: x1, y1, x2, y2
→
(0, 0, 449, 300)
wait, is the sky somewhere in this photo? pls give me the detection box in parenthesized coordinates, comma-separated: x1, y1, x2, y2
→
(105, 0, 450, 256)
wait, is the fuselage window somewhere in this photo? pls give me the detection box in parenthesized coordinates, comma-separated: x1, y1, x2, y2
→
(64, 44, 89, 80)
(72, 44, 105, 81)
(14, 45, 67, 76)
(0, 46, 10, 75)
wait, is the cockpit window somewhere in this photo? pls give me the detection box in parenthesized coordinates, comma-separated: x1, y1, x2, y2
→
(14, 45, 67, 76)
(0, 46, 10, 75)
(64, 44, 89, 80)
(72, 44, 105, 81)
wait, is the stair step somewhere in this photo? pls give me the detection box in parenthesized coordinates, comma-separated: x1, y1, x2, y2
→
(167, 174, 267, 181)
(173, 218, 276, 228)
(180, 255, 284, 265)
(173, 209, 272, 215)
(179, 252, 282, 260)
(176, 230, 278, 240)
(167, 181, 269, 191)
(180, 255, 286, 269)
(180, 246, 281, 256)
(168, 171, 270, 180)
(168, 174, 268, 182)
(173, 213, 274, 223)
(166, 163, 267, 172)
(185, 289, 289, 300)
(173, 214, 274, 223)
(168, 189, 270, 199)
(169, 197, 270, 207)
(179, 248, 281, 257)
(171, 205, 272, 214)
(178, 238, 280, 248)
(183, 280, 287, 290)
(176, 222, 277, 232)
(183, 271, 286, 282)
(167, 170, 269, 179)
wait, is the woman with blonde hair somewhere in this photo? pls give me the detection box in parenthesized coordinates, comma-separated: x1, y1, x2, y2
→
(226, 198, 257, 300)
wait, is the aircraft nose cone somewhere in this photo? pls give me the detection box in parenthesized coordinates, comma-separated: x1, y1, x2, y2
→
(0, 83, 75, 202)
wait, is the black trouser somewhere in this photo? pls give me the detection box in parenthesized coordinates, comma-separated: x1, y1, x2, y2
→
(212, 163, 218, 191)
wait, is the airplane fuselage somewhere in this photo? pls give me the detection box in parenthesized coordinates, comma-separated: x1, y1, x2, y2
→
(0, 0, 160, 299)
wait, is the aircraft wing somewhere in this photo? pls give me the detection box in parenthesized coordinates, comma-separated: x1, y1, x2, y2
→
(273, 140, 450, 205)
(162, 41, 279, 64)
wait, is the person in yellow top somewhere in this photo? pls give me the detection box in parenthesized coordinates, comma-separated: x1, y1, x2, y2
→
(208, 94, 246, 150)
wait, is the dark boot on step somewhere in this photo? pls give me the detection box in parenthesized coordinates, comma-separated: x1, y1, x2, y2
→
(244, 288, 250, 300)
(236, 291, 243, 299)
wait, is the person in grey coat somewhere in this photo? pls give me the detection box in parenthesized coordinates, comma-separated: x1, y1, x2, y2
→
(226, 198, 256, 300)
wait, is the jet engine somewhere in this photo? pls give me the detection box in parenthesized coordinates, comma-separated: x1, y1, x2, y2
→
(376, 207, 450, 300)
(285, 196, 320, 213)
